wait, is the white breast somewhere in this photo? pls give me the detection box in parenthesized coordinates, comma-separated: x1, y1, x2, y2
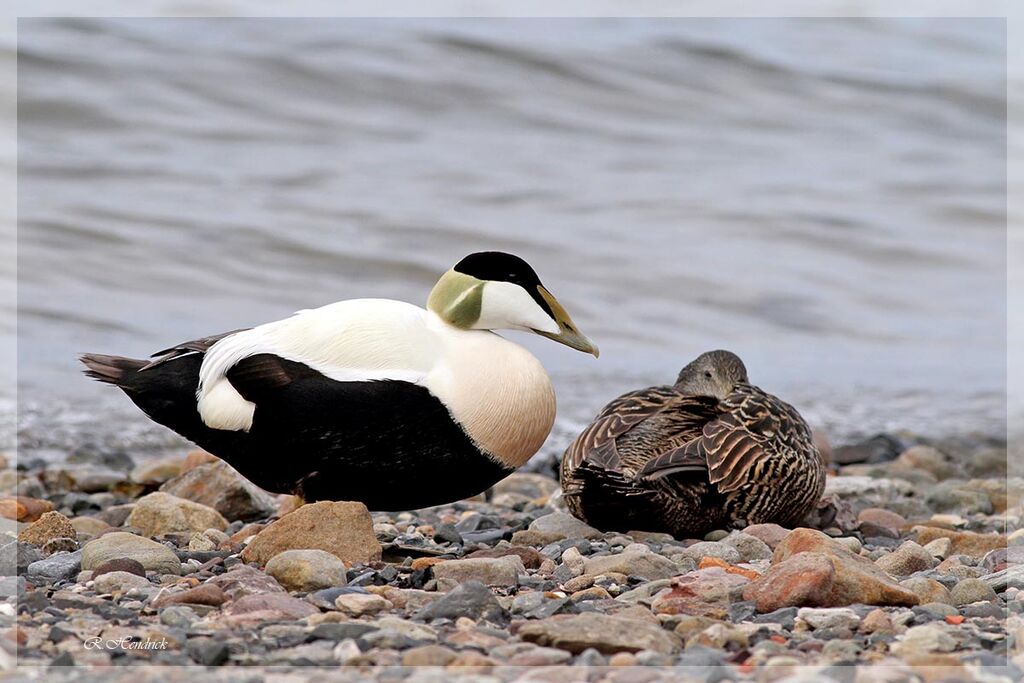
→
(195, 300, 556, 469)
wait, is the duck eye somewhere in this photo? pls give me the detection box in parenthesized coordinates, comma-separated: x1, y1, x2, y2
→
(704, 371, 712, 379)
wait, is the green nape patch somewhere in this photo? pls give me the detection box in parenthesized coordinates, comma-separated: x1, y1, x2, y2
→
(427, 270, 483, 329)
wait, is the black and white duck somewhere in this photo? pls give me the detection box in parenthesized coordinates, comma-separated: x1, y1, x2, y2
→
(560, 350, 824, 538)
(82, 251, 598, 510)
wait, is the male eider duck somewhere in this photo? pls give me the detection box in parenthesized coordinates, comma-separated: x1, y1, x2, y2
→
(560, 350, 824, 538)
(81, 252, 598, 510)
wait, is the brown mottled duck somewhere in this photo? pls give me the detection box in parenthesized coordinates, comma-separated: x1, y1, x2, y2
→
(560, 350, 825, 538)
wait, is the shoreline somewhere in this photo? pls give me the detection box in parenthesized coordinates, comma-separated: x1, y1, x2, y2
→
(2, 424, 1018, 678)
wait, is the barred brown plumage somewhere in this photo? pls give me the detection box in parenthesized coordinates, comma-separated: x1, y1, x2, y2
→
(560, 350, 825, 538)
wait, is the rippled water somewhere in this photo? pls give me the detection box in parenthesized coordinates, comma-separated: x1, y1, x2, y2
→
(17, 18, 1007, 460)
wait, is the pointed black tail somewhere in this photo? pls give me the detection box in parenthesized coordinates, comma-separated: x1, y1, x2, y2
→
(79, 353, 147, 387)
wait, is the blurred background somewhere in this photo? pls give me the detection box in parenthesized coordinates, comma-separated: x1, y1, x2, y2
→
(16, 17, 1007, 465)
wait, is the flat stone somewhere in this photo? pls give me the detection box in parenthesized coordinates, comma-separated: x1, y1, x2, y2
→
(222, 592, 318, 622)
(92, 570, 151, 593)
(206, 564, 284, 599)
(26, 550, 82, 583)
(160, 460, 277, 522)
(334, 592, 391, 617)
(583, 548, 680, 581)
(464, 545, 543, 569)
(527, 512, 602, 540)
(650, 568, 750, 618)
(492, 473, 559, 500)
(414, 580, 507, 623)
(891, 623, 957, 656)
(81, 532, 181, 575)
(678, 542, 741, 565)
(125, 492, 228, 536)
(797, 607, 860, 631)
(517, 613, 681, 655)
(239, 501, 380, 566)
(432, 555, 525, 590)
(983, 564, 1024, 592)
(401, 644, 458, 666)
(152, 583, 227, 608)
(265, 549, 348, 592)
(92, 558, 146, 579)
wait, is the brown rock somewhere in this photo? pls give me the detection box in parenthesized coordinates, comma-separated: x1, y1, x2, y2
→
(900, 577, 953, 605)
(152, 583, 227, 608)
(465, 545, 544, 569)
(875, 541, 936, 576)
(892, 446, 957, 480)
(92, 558, 146, 579)
(410, 557, 447, 571)
(70, 516, 113, 538)
(0, 497, 53, 523)
(130, 457, 184, 486)
(18, 511, 77, 547)
(857, 508, 907, 531)
(228, 523, 265, 545)
(94, 504, 134, 528)
(913, 527, 1006, 559)
(366, 585, 436, 612)
(402, 644, 457, 667)
(743, 528, 918, 612)
(160, 460, 276, 522)
(859, 608, 895, 635)
(517, 613, 680, 655)
(742, 523, 790, 550)
(182, 450, 219, 472)
(222, 592, 318, 622)
(446, 651, 497, 672)
(239, 501, 380, 566)
(126, 492, 228, 536)
(334, 592, 392, 616)
(432, 556, 524, 589)
(510, 530, 564, 547)
(742, 553, 836, 613)
(206, 564, 285, 599)
(650, 568, 750, 618)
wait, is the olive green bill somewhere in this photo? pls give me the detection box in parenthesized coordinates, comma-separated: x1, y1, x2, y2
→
(533, 286, 600, 357)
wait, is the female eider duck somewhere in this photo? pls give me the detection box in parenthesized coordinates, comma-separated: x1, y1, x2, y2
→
(560, 350, 824, 538)
(81, 252, 598, 510)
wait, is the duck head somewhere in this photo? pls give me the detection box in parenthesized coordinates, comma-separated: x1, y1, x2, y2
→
(674, 350, 748, 400)
(428, 251, 599, 357)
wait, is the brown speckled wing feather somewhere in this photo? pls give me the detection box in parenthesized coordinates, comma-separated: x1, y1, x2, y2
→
(562, 387, 685, 475)
(699, 385, 800, 494)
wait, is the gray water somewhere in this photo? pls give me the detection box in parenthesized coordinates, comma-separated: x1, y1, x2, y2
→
(17, 18, 1008, 462)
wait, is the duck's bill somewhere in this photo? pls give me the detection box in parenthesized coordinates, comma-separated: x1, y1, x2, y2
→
(534, 286, 600, 358)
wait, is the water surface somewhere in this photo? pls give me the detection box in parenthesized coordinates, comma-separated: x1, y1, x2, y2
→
(17, 18, 1007, 461)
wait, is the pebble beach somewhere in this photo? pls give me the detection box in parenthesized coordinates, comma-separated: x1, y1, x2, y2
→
(2, 429, 1016, 681)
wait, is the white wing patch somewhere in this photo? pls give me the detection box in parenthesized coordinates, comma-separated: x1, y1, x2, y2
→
(196, 299, 436, 432)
